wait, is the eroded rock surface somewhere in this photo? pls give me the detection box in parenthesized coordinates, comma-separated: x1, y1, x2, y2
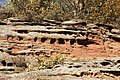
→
(1, 57, 120, 80)
(0, 18, 120, 80)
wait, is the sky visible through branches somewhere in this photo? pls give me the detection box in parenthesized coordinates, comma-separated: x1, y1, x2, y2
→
(0, 0, 5, 2)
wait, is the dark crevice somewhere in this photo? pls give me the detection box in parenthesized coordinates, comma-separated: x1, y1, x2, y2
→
(41, 31, 47, 33)
(1, 60, 6, 66)
(58, 38, 65, 44)
(70, 39, 76, 45)
(73, 65, 82, 68)
(0, 49, 4, 52)
(34, 37, 37, 42)
(65, 39, 69, 42)
(58, 32, 63, 34)
(41, 38, 47, 43)
(96, 23, 114, 31)
(7, 63, 13, 66)
(68, 66, 72, 68)
(50, 38, 56, 44)
(28, 46, 32, 48)
(85, 39, 95, 45)
(77, 39, 95, 46)
(77, 39, 84, 45)
(10, 19, 30, 22)
(18, 36, 23, 41)
(79, 32, 85, 36)
(46, 66, 53, 69)
(81, 22, 87, 26)
(63, 32, 74, 35)
(0, 22, 7, 25)
(9, 69, 15, 71)
(72, 74, 80, 77)
(80, 72, 85, 77)
(100, 70, 120, 76)
(8, 48, 12, 50)
(117, 60, 120, 63)
(0, 69, 15, 71)
(112, 37, 120, 42)
(16, 30, 29, 34)
(47, 32, 50, 34)
(100, 61, 111, 66)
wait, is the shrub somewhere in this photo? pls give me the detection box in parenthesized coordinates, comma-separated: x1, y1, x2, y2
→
(0, 1, 14, 20)
(1, 0, 120, 28)
(81, 0, 120, 27)
(37, 54, 65, 69)
(26, 54, 65, 71)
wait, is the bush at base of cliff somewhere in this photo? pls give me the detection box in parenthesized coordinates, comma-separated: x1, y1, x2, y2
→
(26, 54, 66, 71)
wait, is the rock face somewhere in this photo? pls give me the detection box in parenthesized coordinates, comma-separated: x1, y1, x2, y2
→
(0, 19, 120, 57)
(1, 57, 120, 80)
(0, 18, 120, 80)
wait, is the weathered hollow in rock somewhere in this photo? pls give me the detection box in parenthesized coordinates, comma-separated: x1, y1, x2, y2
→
(18, 36, 23, 41)
(117, 60, 120, 63)
(112, 37, 120, 42)
(41, 38, 47, 43)
(65, 39, 69, 42)
(77, 39, 84, 45)
(8, 48, 12, 50)
(70, 39, 76, 45)
(100, 61, 111, 66)
(62, 32, 74, 35)
(7, 63, 13, 66)
(100, 70, 120, 76)
(50, 38, 56, 44)
(1, 60, 6, 66)
(34, 37, 37, 42)
(58, 38, 65, 44)
(16, 30, 29, 34)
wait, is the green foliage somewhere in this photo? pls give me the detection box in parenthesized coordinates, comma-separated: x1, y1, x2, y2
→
(10, 0, 84, 21)
(27, 54, 65, 71)
(0, 0, 120, 27)
(82, 0, 120, 24)
(37, 54, 65, 69)
(0, 0, 14, 20)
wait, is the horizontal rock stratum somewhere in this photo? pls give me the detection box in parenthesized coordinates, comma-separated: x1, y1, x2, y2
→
(0, 18, 120, 80)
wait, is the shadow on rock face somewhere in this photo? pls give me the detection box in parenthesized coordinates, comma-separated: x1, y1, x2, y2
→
(12, 57, 28, 68)
(58, 38, 65, 44)
(50, 38, 56, 44)
(100, 61, 111, 66)
(100, 70, 120, 76)
(41, 38, 47, 43)
(1, 60, 6, 66)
